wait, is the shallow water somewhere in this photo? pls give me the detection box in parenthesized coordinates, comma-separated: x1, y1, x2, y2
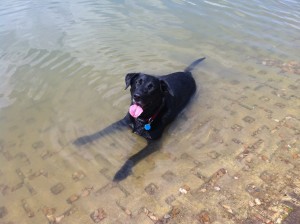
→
(0, 0, 299, 223)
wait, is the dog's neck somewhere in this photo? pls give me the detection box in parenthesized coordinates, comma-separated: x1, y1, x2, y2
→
(139, 98, 164, 121)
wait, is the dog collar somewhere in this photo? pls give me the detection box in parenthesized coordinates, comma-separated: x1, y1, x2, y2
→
(143, 100, 165, 131)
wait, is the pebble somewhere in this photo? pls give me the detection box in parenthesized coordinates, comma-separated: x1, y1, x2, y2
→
(50, 183, 65, 195)
(46, 214, 55, 222)
(243, 165, 251, 171)
(90, 208, 107, 223)
(260, 155, 269, 162)
(81, 189, 90, 197)
(197, 211, 211, 223)
(249, 201, 255, 207)
(143, 208, 158, 221)
(40, 169, 48, 177)
(182, 184, 190, 191)
(222, 204, 233, 214)
(149, 214, 158, 221)
(64, 206, 77, 216)
(170, 207, 180, 217)
(208, 151, 220, 159)
(22, 200, 34, 217)
(124, 208, 132, 216)
(66, 194, 80, 204)
(143, 207, 149, 215)
(165, 195, 176, 204)
(164, 214, 171, 219)
(55, 215, 65, 223)
(214, 186, 221, 191)
(81, 187, 93, 197)
(294, 188, 300, 194)
(144, 183, 159, 195)
(72, 170, 86, 181)
(255, 198, 262, 205)
(179, 188, 188, 194)
(41, 206, 56, 216)
(246, 157, 253, 163)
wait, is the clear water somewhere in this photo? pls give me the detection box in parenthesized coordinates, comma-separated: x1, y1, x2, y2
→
(0, 0, 299, 223)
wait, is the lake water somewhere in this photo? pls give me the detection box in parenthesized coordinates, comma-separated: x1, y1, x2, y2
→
(0, 0, 299, 223)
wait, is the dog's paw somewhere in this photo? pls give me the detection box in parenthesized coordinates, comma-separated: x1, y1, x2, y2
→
(73, 136, 91, 146)
(113, 160, 134, 182)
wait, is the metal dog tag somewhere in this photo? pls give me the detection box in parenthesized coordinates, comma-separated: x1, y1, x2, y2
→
(144, 123, 151, 131)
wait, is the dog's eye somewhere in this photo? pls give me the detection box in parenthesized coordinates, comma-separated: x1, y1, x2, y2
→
(136, 79, 142, 85)
(147, 83, 154, 90)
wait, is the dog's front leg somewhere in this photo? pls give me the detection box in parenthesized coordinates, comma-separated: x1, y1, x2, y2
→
(113, 140, 161, 182)
(73, 114, 130, 146)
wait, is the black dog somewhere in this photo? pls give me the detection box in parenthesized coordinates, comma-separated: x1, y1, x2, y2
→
(74, 57, 205, 181)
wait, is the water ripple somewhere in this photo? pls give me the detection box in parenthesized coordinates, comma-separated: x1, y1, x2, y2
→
(0, 2, 299, 221)
(0, 0, 299, 111)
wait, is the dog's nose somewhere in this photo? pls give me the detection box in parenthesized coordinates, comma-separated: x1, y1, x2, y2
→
(133, 93, 141, 101)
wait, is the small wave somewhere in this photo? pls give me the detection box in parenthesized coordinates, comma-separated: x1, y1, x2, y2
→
(203, 0, 231, 9)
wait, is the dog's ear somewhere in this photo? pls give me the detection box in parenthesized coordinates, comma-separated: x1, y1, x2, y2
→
(160, 80, 174, 96)
(125, 73, 139, 90)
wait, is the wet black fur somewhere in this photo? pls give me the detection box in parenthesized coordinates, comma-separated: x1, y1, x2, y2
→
(74, 57, 205, 181)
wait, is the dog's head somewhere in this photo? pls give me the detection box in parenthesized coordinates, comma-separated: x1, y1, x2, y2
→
(125, 73, 173, 110)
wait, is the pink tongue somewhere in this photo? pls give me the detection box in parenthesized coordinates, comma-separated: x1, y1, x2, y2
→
(129, 104, 143, 118)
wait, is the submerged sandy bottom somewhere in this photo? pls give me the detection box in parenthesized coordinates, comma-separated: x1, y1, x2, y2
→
(0, 49, 299, 223)
(0, 0, 300, 223)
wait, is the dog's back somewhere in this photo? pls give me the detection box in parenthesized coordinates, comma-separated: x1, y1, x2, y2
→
(159, 57, 205, 121)
(160, 72, 196, 111)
